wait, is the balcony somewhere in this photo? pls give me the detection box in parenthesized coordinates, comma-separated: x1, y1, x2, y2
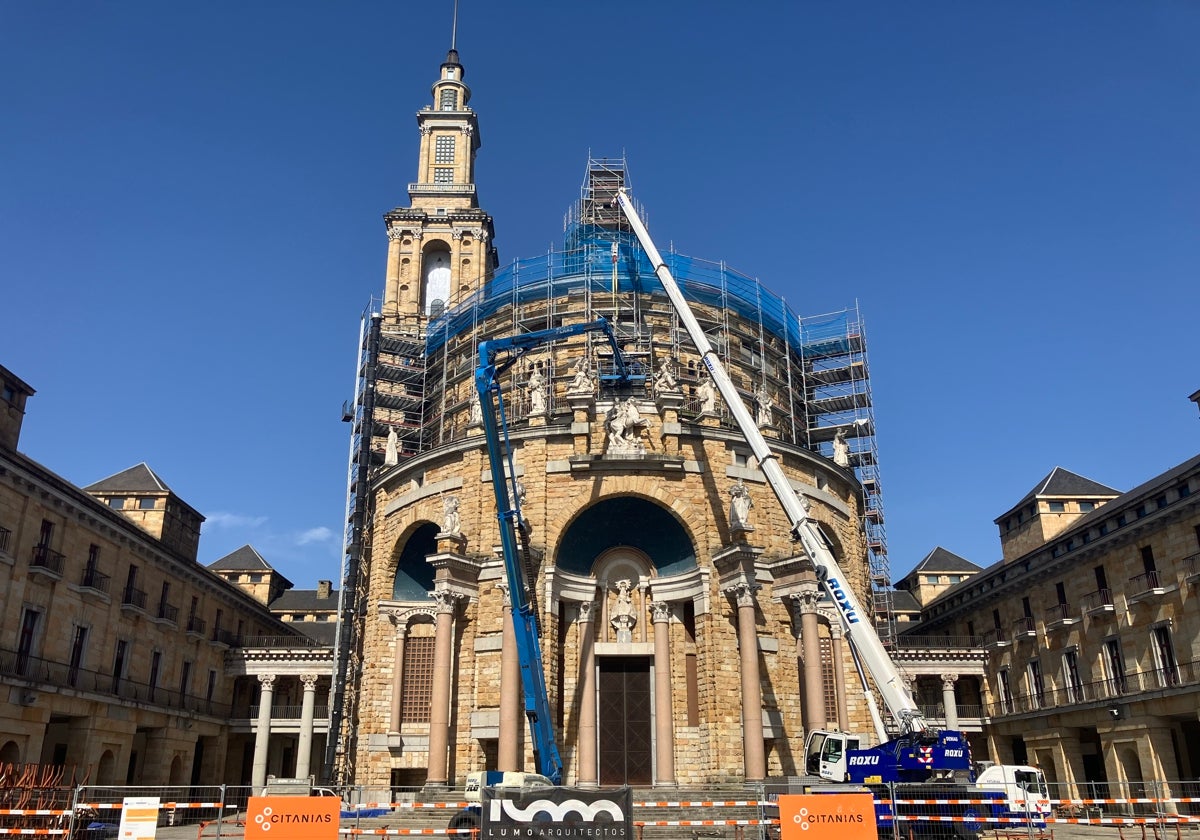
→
(1185, 553, 1200, 585)
(1126, 569, 1166, 604)
(29, 545, 65, 578)
(0, 644, 231, 716)
(79, 566, 112, 595)
(1080, 588, 1115, 617)
(186, 616, 207, 638)
(155, 602, 180, 626)
(120, 586, 147, 613)
(1010, 616, 1037, 640)
(985, 658, 1200, 718)
(1044, 602, 1079, 632)
(980, 627, 1010, 649)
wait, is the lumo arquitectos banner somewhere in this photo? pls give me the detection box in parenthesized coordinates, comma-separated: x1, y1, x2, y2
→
(481, 785, 632, 840)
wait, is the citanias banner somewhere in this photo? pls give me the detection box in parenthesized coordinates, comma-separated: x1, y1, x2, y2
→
(246, 796, 340, 839)
(778, 793, 877, 840)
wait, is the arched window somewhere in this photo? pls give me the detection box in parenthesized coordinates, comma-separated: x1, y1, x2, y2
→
(422, 248, 451, 317)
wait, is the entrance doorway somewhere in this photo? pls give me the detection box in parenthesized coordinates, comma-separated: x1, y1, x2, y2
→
(598, 657, 652, 785)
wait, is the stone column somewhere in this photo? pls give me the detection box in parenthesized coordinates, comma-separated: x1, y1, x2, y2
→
(830, 624, 849, 730)
(251, 674, 275, 792)
(426, 588, 460, 788)
(498, 585, 521, 771)
(384, 228, 403, 316)
(576, 601, 598, 788)
(728, 581, 766, 781)
(651, 600, 677, 788)
(390, 621, 408, 733)
(296, 674, 318, 779)
(792, 586, 826, 730)
(941, 674, 959, 730)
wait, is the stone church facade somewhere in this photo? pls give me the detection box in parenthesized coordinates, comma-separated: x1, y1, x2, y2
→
(346, 49, 881, 790)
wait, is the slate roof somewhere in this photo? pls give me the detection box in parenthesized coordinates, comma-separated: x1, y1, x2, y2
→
(995, 466, 1121, 523)
(271, 588, 339, 612)
(889, 589, 921, 613)
(84, 462, 173, 494)
(289, 621, 338, 646)
(208, 544, 273, 572)
(910, 546, 981, 575)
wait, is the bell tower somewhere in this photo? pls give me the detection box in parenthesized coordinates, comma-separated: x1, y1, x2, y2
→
(381, 48, 498, 326)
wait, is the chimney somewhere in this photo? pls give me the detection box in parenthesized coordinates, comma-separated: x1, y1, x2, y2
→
(317, 580, 332, 599)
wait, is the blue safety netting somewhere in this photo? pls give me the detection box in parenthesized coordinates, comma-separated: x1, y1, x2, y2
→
(425, 226, 850, 358)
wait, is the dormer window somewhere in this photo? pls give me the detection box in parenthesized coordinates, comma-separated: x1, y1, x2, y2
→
(440, 89, 457, 110)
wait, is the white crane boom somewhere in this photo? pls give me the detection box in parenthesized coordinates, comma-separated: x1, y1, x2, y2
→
(613, 188, 925, 734)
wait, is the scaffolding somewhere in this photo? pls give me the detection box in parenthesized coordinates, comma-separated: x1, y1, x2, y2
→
(338, 160, 896, 737)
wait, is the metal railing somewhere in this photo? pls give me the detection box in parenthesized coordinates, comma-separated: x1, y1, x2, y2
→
(987, 657, 1199, 717)
(1080, 588, 1113, 613)
(121, 586, 147, 610)
(187, 615, 207, 635)
(80, 565, 111, 594)
(157, 601, 179, 623)
(893, 635, 981, 649)
(246, 704, 331, 720)
(1044, 602, 1076, 625)
(1010, 616, 1036, 637)
(0, 644, 231, 716)
(980, 627, 1008, 646)
(30, 544, 65, 574)
(1128, 568, 1163, 595)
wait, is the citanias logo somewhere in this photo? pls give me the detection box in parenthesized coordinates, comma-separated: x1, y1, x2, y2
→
(246, 796, 339, 839)
(779, 794, 876, 840)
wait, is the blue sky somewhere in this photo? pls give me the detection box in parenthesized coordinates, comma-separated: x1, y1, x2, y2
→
(2, 2, 1197, 590)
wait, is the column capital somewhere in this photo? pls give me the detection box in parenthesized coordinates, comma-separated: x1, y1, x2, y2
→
(941, 673, 959, 688)
(789, 584, 822, 614)
(258, 673, 276, 689)
(496, 582, 512, 609)
(387, 226, 406, 241)
(724, 581, 760, 609)
(300, 674, 319, 691)
(431, 588, 463, 615)
(650, 600, 671, 624)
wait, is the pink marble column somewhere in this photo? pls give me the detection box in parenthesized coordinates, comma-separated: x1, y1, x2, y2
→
(426, 588, 459, 787)
(498, 585, 521, 771)
(651, 600, 677, 787)
(729, 581, 766, 781)
(576, 601, 598, 788)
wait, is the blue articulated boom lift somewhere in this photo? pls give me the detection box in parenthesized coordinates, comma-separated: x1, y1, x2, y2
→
(448, 318, 635, 832)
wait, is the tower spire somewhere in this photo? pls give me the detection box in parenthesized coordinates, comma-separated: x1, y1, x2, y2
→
(451, 0, 459, 51)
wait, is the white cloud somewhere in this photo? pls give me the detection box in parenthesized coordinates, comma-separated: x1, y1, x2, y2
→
(296, 526, 335, 546)
(206, 512, 268, 529)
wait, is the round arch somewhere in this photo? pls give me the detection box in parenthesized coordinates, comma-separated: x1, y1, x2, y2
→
(554, 496, 695, 576)
(392, 522, 439, 599)
(421, 243, 452, 317)
(96, 750, 116, 785)
(0, 741, 19, 766)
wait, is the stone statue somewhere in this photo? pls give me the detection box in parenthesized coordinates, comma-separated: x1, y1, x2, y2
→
(566, 354, 595, 395)
(755, 383, 773, 427)
(468, 390, 483, 426)
(697, 377, 717, 414)
(832, 427, 850, 467)
(729, 479, 753, 530)
(606, 397, 648, 454)
(442, 495, 461, 536)
(526, 365, 547, 416)
(384, 426, 399, 466)
(610, 578, 637, 642)
(651, 355, 680, 397)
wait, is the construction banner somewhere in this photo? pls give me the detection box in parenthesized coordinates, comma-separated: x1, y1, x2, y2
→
(117, 796, 160, 839)
(481, 785, 632, 840)
(246, 796, 340, 839)
(778, 793, 877, 840)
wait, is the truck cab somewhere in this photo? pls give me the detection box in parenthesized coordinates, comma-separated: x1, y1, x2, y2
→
(805, 730, 866, 781)
(975, 764, 1050, 821)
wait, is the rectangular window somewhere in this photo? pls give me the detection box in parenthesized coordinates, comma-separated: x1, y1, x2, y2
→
(1079, 501, 1096, 512)
(1027, 660, 1045, 709)
(138, 497, 156, 510)
(433, 167, 453, 184)
(1063, 650, 1083, 703)
(148, 650, 162, 702)
(1151, 625, 1179, 687)
(17, 608, 41, 676)
(439, 88, 457, 110)
(68, 625, 88, 687)
(112, 639, 129, 694)
(1104, 638, 1126, 695)
(179, 660, 192, 697)
(997, 669, 1013, 714)
(1141, 545, 1156, 573)
(1048, 501, 1065, 512)
(109, 497, 126, 509)
(206, 670, 217, 706)
(435, 135, 455, 163)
